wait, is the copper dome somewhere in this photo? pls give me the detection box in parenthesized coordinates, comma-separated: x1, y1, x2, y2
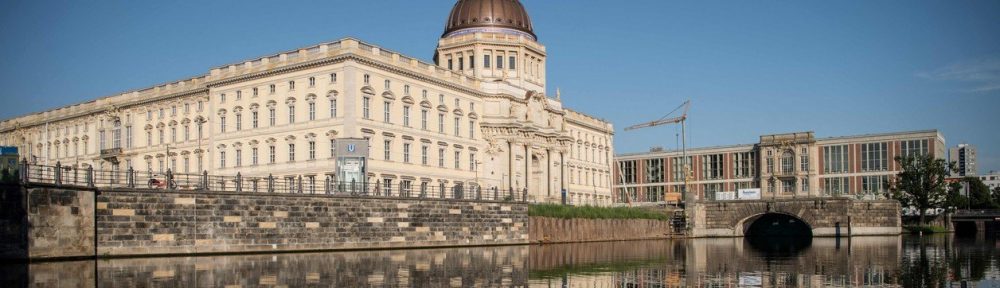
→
(443, 0, 536, 40)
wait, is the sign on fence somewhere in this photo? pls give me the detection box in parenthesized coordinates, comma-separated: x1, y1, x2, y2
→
(738, 188, 761, 200)
(715, 191, 736, 201)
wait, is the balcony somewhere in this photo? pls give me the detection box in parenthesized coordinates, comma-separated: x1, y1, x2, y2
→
(100, 148, 122, 163)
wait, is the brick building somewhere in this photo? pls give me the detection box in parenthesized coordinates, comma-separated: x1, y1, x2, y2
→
(614, 130, 945, 204)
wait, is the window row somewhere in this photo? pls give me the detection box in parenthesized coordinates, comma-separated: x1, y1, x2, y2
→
(220, 73, 337, 104)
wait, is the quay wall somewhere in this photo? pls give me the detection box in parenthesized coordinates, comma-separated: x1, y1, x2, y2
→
(528, 217, 673, 243)
(6, 186, 528, 259)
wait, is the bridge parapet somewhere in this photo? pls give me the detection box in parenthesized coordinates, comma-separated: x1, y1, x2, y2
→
(691, 197, 901, 238)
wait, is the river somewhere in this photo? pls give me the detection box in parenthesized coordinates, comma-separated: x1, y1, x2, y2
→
(4, 234, 997, 287)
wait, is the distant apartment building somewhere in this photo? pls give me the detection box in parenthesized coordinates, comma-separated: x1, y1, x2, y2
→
(949, 144, 977, 177)
(979, 171, 1000, 190)
(614, 130, 946, 203)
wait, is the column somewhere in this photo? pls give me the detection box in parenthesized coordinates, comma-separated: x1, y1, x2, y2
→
(545, 148, 552, 199)
(525, 143, 531, 194)
(507, 139, 514, 191)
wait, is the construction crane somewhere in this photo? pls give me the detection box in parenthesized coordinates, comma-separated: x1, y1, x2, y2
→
(618, 100, 692, 207)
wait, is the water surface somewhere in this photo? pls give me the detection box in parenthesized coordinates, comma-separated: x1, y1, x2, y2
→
(4, 234, 997, 287)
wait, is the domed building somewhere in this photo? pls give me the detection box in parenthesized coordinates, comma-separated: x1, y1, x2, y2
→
(0, 0, 615, 206)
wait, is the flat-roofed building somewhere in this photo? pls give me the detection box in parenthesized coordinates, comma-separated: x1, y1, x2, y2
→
(614, 130, 945, 204)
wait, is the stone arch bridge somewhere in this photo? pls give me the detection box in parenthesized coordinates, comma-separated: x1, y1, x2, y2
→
(690, 197, 901, 237)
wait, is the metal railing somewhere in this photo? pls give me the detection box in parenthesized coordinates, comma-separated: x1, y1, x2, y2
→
(16, 160, 527, 203)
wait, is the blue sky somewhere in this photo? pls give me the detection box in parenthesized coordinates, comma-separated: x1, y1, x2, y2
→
(1, 1, 998, 173)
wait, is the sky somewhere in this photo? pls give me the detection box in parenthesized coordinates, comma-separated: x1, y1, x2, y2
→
(1, 0, 998, 173)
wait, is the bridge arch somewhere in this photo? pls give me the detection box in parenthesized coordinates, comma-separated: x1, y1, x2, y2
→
(738, 212, 813, 237)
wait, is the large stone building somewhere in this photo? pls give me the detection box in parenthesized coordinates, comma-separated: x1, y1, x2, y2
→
(615, 130, 945, 203)
(0, 0, 615, 205)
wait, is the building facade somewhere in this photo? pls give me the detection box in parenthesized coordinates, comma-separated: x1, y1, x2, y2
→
(0, 0, 615, 205)
(979, 171, 999, 190)
(949, 144, 977, 177)
(614, 130, 945, 203)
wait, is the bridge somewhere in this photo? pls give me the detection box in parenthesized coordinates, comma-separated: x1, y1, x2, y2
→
(951, 209, 1000, 235)
(689, 197, 902, 238)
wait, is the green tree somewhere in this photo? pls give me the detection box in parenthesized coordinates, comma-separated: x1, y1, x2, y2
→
(959, 177, 996, 209)
(993, 186, 1000, 206)
(945, 182, 968, 210)
(890, 154, 953, 224)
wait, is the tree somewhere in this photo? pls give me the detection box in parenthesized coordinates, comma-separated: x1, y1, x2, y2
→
(959, 177, 996, 209)
(945, 182, 968, 210)
(890, 154, 954, 225)
(993, 186, 1000, 206)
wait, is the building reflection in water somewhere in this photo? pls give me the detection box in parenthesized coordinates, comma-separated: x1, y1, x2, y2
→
(19, 246, 529, 287)
(8, 234, 998, 287)
(528, 235, 998, 288)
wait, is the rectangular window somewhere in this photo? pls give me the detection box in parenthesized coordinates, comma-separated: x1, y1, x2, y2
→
(330, 73, 337, 83)
(403, 143, 411, 163)
(383, 102, 391, 123)
(620, 160, 637, 184)
(363, 97, 371, 119)
(781, 179, 795, 194)
(470, 153, 476, 171)
(219, 151, 226, 168)
(235, 149, 242, 167)
(288, 81, 295, 90)
(269, 146, 276, 164)
(421, 110, 428, 130)
(403, 106, 411, 127)
(861, 142, 888, 172)
(421, 146, 429, 165)
(252, 111, 259, 128)
(733, 151, 756, 178)
(823, 145, 850, 174)
(454, 117, 460, 136)
(766, 158, 774, 174)
(330, 140, 335, 158)
(800, 148, 809, 172)
(671, 156, 691, 182)
(458, 57, 464, 70)
(862, 175, 888, 195)
(170, 127, 177, 143)
(823, 177, 850, 196)
(384, 140, 391, 161)
(646, 158, 664, 183)
(252, 147, 259, 165)
(703, 183, 722, 199)
(901, 139, 929, 157)
(235, 114, 242, 131)
(438, 113, 445, 133)
(384, 79, 391, 90)
(269, 108, 276, 126)
(253, 87, 258, 97)
(269, 84, 276, 94)
(496, 55, 504, 69)
(309, 77, 315, 87)
(308, 102, 316, 121)
(454, 151, 461, 169)
(236, 91, 241, 100)
(309, 141, 316, 160)
(509, 56, 516, 70)
(288, 144, 295, 162)
(219, 116, 226, 133)
(483, 55, 491, 68)
(701, 154, 723, 180)
(288, 105, 296, 124)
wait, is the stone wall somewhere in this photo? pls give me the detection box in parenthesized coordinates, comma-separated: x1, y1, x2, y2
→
(528, 217, 672, 243)
(6, 186, 527, 259)
(692, 198, 901, 237)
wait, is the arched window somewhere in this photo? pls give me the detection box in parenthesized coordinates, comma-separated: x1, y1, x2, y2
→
(781, 150, 794, 174)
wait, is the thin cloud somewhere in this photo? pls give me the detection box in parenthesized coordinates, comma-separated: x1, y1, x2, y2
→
(918, 57, 1000, 92)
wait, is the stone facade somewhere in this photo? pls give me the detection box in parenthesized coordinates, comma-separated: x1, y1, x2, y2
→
(528, 217, 673, 243)
(691, 197, 901, 237)
(8, 186, 527, 259)
(0, 0, 616, 207)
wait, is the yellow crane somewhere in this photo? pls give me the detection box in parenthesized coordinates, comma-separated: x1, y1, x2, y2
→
(618, 100, 692, 206)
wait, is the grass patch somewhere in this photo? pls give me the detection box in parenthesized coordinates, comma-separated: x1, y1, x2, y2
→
(903, 225, 949, 234)
(528, 204, 670, 221)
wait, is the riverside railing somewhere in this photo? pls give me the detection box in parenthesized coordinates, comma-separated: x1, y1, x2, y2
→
(17, 160, 527, 203)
